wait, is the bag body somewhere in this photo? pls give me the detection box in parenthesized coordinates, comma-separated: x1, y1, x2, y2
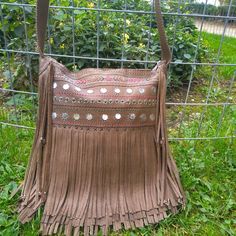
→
(18, 1, 186, 235)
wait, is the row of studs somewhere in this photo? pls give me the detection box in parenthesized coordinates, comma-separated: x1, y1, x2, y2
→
(52, 112, 156, 122)
(53, 82, 157, 95)
(53, 96, 157, 106)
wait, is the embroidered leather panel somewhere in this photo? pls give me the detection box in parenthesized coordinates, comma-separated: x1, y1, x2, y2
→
(47, 58, 160, 128)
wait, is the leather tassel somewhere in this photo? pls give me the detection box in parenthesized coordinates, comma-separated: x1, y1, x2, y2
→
(18, 58, 54, 223)
(27, 125, 185, 236)
(154, 63, 187, 209)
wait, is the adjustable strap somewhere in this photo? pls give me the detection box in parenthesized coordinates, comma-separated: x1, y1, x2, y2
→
(36, 0, 171, 64)
(154, 0, 172, 65)
(36, 0, 49, 57)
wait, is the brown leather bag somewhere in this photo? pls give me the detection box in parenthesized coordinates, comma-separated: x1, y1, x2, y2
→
(18, 0, 186, 235)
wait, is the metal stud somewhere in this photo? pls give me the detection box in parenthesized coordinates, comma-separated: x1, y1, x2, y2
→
(62, 113, 69, 120)
(100, 88, 107, 94)
(86, 114, 93, 120)
(75, 87, 81, 92)
(126, 88, 133, 94)
(53, 82, 57, 89)
(150, 114, 155, 121)
(129, 113, 136, 120)
(115, 113, 121, 120)
(73, 114, 80, 120)
(87, 89, 94, 94)
(63, 84, 70, 90)
(139, 88, 145, 94)
(114, 88, 120, 94)
(152, 87, 157, 94)
(102, 114, 108, 121)
(52, 112, 57, 119)
(140, 113, 147, 121)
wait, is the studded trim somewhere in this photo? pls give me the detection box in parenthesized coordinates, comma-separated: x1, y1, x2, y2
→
(42, 57, 161, 128)
(53, 96, 157, 106)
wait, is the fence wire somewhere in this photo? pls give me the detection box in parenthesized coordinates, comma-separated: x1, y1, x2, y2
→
(0, 0, 235, 141)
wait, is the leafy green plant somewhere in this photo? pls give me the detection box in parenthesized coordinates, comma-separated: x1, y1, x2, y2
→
(0, 0, 208, 90)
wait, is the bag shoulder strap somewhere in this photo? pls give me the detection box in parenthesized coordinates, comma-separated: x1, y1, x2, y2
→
(154, 0, 172, 65)
(36, 0, 172, 65)
(36, 0, 49, 58)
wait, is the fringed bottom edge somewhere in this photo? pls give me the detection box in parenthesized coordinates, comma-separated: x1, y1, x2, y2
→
(18, 196, 186, 236)
(18, 187, 45, 224)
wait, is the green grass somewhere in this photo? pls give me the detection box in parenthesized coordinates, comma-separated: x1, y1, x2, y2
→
(201, 32, 236, 79)
(0, 104, 236, 235)
(202, 32, 236, 64)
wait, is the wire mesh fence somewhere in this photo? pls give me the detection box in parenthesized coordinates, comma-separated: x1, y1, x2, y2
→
(0, 0, 235, 142)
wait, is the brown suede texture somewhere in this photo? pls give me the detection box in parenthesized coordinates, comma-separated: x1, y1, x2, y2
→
(18, 1, 186, 235)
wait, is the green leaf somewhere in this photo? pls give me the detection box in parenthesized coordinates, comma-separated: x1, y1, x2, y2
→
(174, 59, 183, 63)
(184, 53, 191, 59)
(0, 213, 8, 226)
(3, 70, 11, 80)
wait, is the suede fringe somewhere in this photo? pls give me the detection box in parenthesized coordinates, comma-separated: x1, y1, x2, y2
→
(18, 63, 186, 236)
(18, 61, 54, 223)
